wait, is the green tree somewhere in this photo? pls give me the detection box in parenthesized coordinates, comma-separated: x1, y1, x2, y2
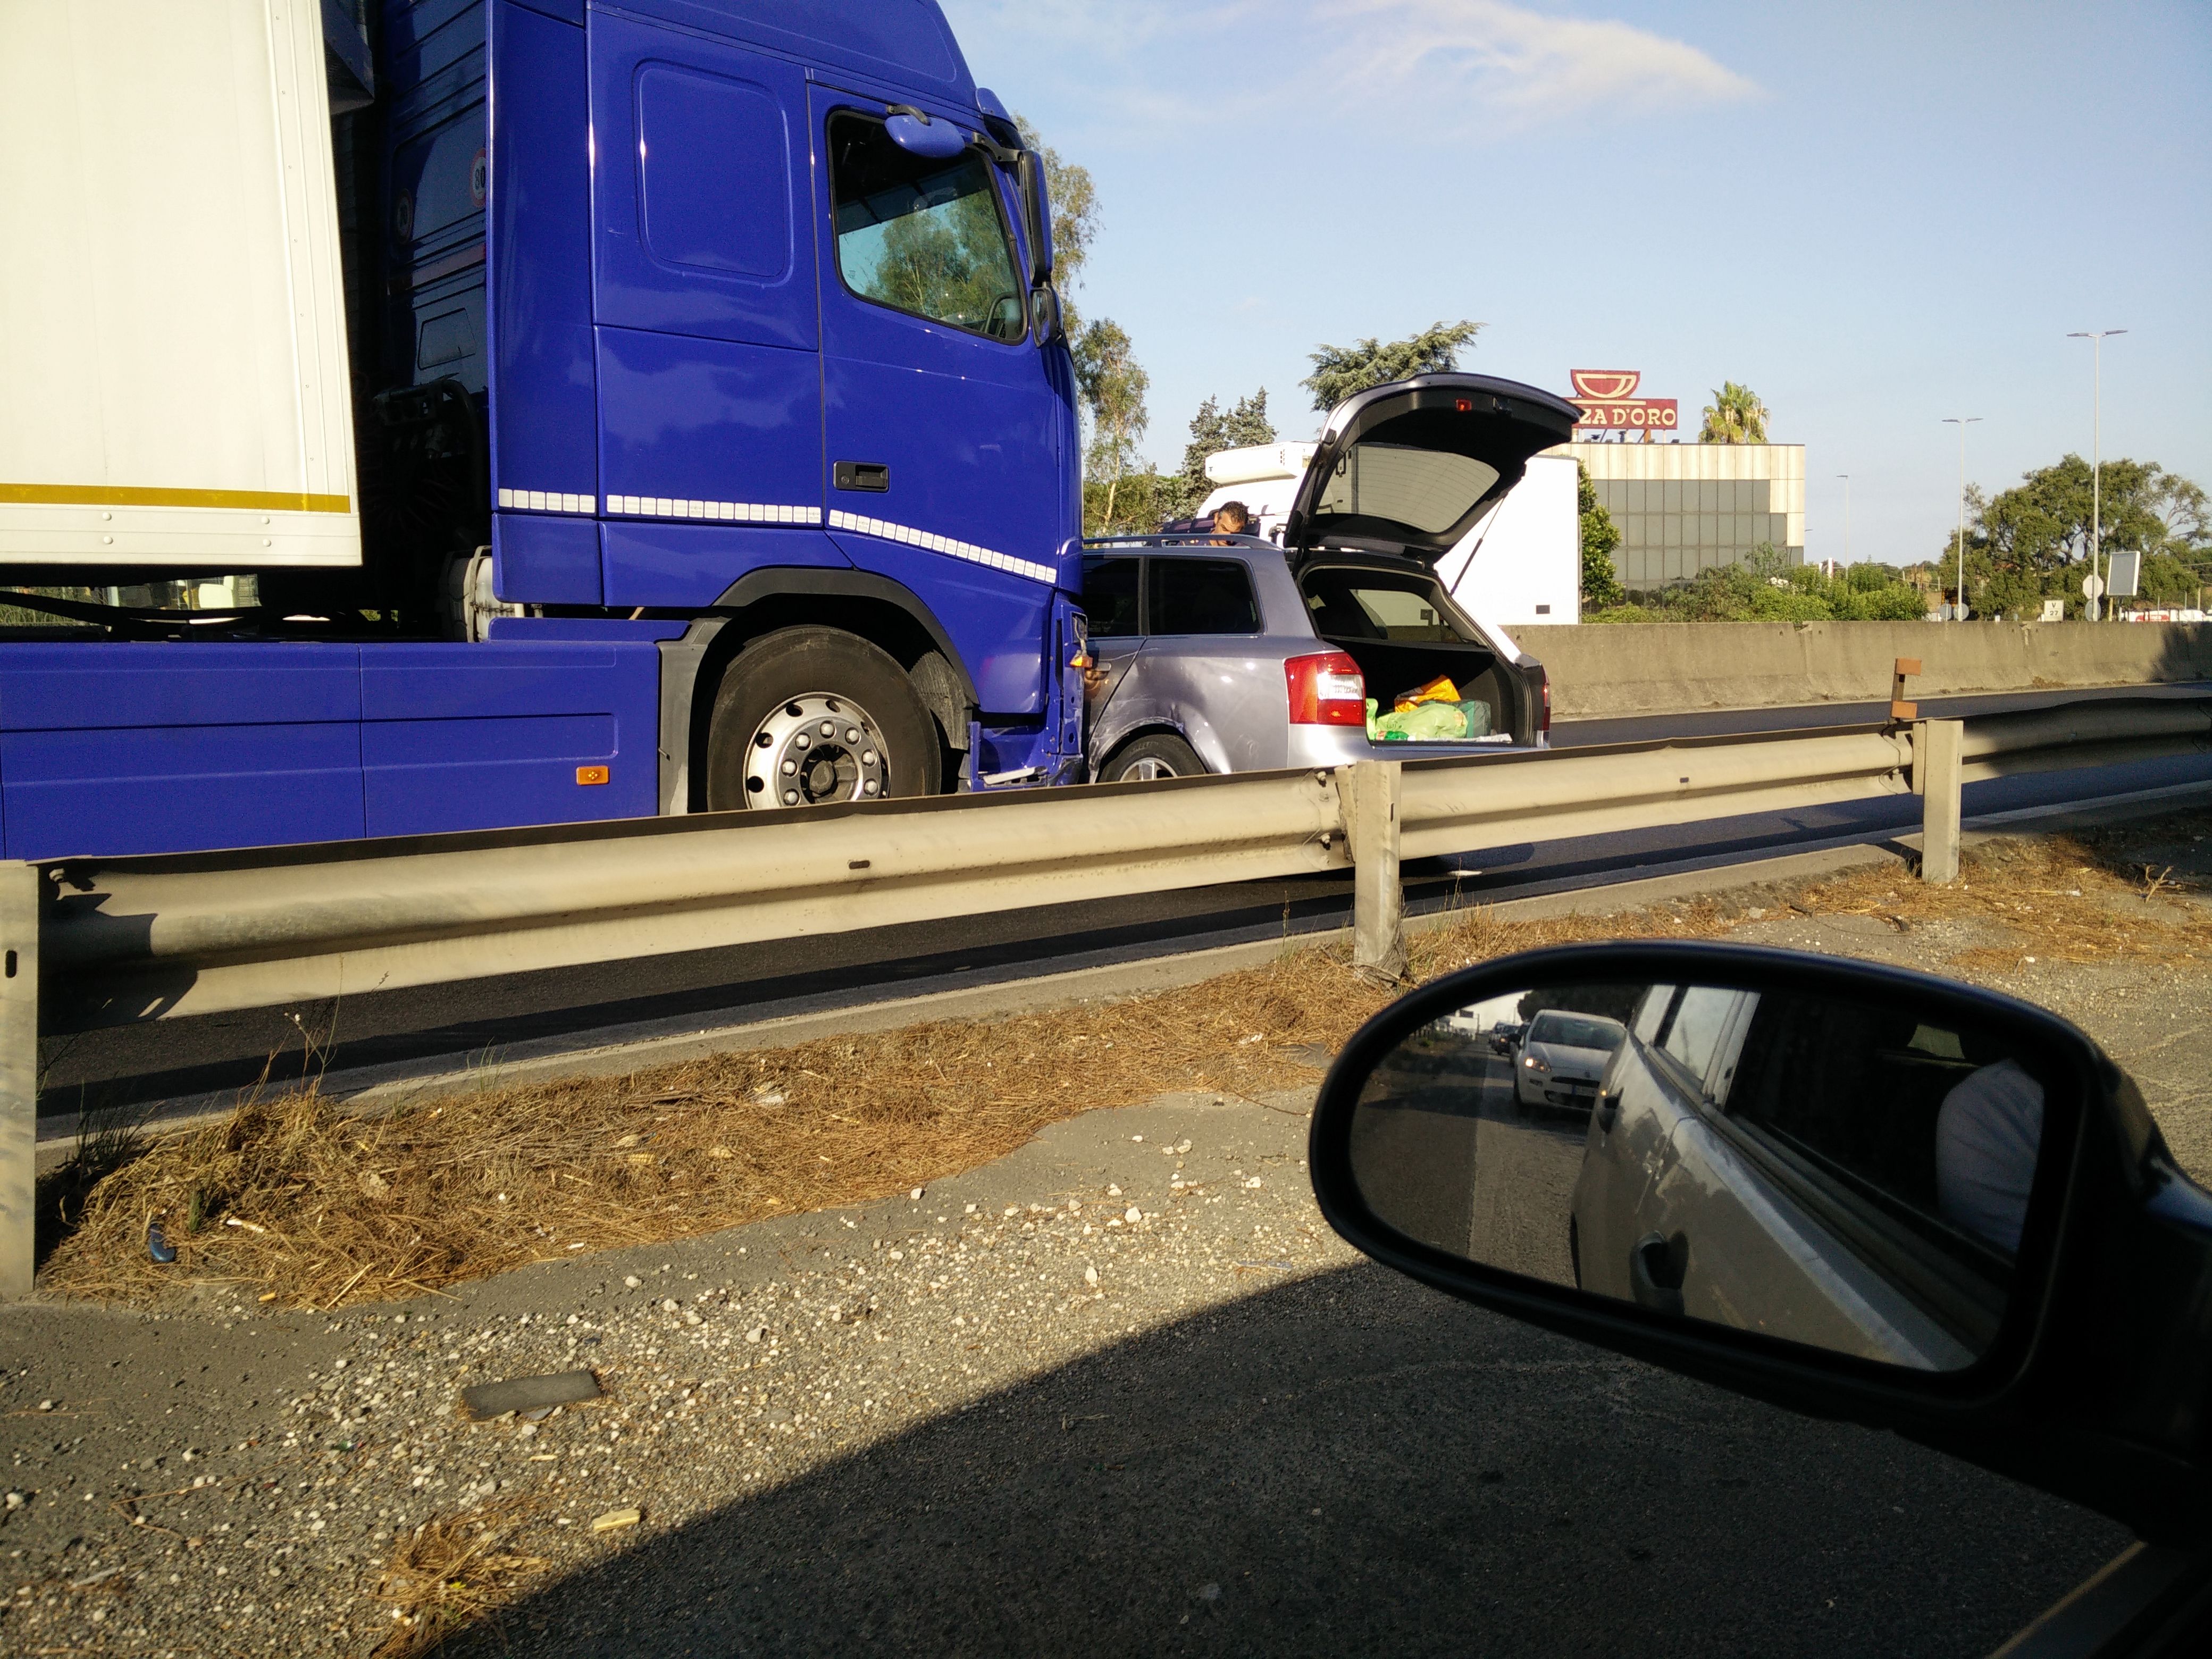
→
(1576, 463, 1624, 611)
(1301, 320, 1482, 412)
(1950, 456, 2209, 617)
(1159, 389, 1278, 522)
(1073, 319, 1150, 531)
(1698, 381, 1770, 445)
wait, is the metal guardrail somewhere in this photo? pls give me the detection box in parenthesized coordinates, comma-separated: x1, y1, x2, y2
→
(4, 695, 2208, 1293)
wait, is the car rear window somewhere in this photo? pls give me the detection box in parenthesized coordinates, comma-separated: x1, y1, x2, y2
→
(1081, 556, 1142, 636)
(1529, 1013, 1624, 1052)
(1300, 571, 1471, 642)
(1148, 558, 1259, 636)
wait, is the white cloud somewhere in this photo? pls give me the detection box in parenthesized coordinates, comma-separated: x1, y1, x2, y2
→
(1320, 0, 1761, 119)
(944, 0, 1759, 135)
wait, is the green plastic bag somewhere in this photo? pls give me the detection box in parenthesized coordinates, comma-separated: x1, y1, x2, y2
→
(1364, 699, 1494, 743)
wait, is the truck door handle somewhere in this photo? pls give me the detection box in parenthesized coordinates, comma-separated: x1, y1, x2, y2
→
(835, 461, 890, 492)
(1629, 1231, 1687, 1318)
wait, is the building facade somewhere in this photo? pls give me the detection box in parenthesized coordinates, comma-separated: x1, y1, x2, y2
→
(1566, 441, 1806, 591)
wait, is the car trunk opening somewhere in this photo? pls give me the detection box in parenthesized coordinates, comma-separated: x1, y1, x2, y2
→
(1297, 562, 1533, 744)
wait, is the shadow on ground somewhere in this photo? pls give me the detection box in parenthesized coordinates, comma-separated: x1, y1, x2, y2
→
(451, 1262, 2121, 1658)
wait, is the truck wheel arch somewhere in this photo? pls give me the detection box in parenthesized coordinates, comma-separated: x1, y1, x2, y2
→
(657, 568, 981, 814)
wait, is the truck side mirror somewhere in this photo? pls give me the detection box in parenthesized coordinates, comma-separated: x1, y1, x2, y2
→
(885, 108, 965, 160)
(1017, 149, 1053, 286)
(1028, 286, 1062, 346)
(1306, 940, 2212, 1548)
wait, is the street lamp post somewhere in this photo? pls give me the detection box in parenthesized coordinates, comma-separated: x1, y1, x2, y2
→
(1834, 473, 1850, 579)
(2067, 330, 2127, 621)
(1941, 418, 1981, 621)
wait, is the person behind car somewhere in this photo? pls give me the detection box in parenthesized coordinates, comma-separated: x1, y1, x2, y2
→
(1209, 500, 1251, 542)
(1934, 1058, 2045, 1254)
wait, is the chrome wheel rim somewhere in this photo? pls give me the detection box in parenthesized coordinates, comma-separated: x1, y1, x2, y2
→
(744, 693, 891, 808)
(1120, 756, 1180, 781)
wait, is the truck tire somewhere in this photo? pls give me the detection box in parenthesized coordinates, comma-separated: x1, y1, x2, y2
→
(705, 627, 941, 811)
(1099, 733, 1204, 782)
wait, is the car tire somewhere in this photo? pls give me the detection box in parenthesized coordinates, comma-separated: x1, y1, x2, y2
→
(705, 627, 941, 811)
(1100, 733, 1204, 783)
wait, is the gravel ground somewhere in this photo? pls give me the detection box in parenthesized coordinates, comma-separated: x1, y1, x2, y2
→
(9, 877, 2205, 1656)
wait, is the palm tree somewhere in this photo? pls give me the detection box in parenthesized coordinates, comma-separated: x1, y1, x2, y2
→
(1700, 382, 1770, 445)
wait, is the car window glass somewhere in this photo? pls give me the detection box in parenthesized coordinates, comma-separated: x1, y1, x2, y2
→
(1633, 985, 1677, 1044)
(1148, 558, 1259, 636)
(1657, 986, 1745, 1091)
(1528, 1012, 1624, 1052)
(1299, 571, 1470, 642)
(827, 113, 1025, 341)
(1081, 556, 1142, 636)
(1314, 442, 1500, 534)
(1724, 996, 2015, 1249)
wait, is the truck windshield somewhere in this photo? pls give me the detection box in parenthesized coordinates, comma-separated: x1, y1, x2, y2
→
(828, 113, 1025, 342)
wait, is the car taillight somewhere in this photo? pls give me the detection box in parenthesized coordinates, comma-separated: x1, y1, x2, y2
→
(1285, 651, 1365, 726)
(1538, 669, 1552, 735)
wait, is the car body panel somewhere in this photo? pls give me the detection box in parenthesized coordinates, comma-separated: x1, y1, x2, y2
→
(1573, 985, 1976, 1369)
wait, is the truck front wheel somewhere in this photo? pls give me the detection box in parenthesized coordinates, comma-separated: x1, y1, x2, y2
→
(705, 627, 941, 811)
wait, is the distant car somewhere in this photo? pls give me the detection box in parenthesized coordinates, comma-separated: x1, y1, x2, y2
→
(1079, 373, 1578, 783)
(1488, 1020, 1526, 1057)
(1513, 1009, 1627, 1112)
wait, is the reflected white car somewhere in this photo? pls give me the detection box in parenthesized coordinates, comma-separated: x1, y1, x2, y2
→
(1513, 1010, 1627, 1113)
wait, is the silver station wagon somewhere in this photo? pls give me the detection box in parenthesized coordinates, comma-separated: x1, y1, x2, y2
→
(1080, 372, 1581, 783)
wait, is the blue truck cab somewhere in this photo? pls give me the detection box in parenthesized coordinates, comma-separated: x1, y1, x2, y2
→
(0, 0, 1084, 860)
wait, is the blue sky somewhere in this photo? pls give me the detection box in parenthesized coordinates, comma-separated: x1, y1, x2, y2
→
(940, 0, 2211, 567)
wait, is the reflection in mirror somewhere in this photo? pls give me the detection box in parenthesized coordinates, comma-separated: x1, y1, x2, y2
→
(1347, 979, 2046, 1372)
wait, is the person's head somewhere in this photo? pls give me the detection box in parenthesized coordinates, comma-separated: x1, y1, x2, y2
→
(1213, 500, 1250, 536)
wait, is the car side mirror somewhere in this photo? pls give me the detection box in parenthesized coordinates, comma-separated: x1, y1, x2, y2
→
(1307, 941, 2212, 1547)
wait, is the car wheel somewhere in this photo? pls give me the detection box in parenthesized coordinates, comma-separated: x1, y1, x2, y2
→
(1101, 733, 1204, 782)
(705, 627, 940, 811)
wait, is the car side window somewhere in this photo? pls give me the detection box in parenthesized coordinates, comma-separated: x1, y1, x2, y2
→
(826, 112, 1026, 342)
(1149, 558, 1260, 636)
(1654, 986, 1747, 1095)
(1081, 556, 1142, 636)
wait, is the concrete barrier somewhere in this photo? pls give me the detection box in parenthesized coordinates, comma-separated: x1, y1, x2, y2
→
(1515, 621, 2212, 718)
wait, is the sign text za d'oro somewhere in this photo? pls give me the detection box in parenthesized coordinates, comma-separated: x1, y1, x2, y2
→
(1569, 369, 1678, 437)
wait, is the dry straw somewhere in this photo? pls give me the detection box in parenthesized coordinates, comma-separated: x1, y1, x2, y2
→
(40, 816, 2207, 1310)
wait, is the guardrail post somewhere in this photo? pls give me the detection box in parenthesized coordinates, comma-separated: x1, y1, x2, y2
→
(1, 862, 38, 1298)
(1917, 719, 1964, 884)
(1343, 760, 1407, 983)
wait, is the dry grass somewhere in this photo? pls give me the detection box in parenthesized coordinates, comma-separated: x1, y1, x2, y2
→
(39, 814, 2208, 1310)
(40, 902, 1742, 1310)
(371, 1498, 548, 1658)
(1784, 820, 2212, 973)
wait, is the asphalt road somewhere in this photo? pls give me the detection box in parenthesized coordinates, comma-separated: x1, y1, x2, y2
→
(2, 1087, 2130, 1657)
(39, 682, 2212, 1130)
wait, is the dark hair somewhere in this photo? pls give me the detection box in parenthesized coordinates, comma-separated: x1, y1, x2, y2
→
(1213, 500, 1251, 531)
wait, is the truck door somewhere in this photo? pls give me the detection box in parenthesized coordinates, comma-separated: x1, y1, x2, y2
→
(588, 12, 828, 609)
(810, 90, 1071, 716)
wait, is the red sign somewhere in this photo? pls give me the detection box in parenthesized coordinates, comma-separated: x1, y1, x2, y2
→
(1569, 368, 1678, 436)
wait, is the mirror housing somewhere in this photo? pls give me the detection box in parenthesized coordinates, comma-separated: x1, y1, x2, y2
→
(1028, 284, 1062, 346)
(884, 107, 966, 160)
(1016, 149, 1054, 285)
(1309, 942, 2212, 1546)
